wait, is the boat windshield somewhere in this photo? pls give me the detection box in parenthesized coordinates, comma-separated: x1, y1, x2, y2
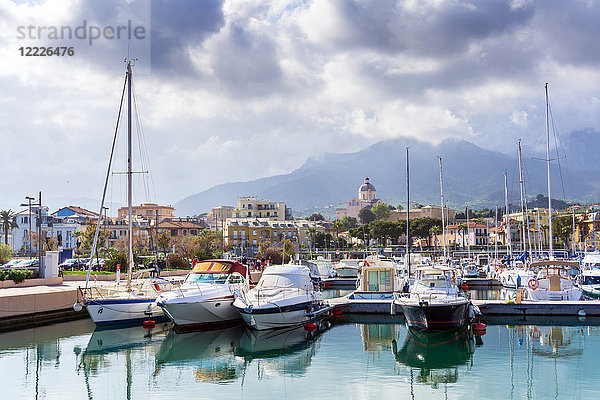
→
(582, 276, 600, 285)
(257, 274, 312, 289)
(416, 271, 453, 289)
(185, 273, 228, 284)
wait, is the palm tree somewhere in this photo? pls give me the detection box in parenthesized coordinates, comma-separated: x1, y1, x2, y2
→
(429, 225, 441, 250)
(458, 223, 468, 248)
(0, 209, 18, 246)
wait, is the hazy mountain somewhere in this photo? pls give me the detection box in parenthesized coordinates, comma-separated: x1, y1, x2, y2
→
(175, 137, 600, 217)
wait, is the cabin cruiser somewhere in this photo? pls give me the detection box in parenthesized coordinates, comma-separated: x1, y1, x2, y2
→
(393, 266, 475, 331)
(156, 260, 249, 331)
(233, 265, 326, 330)
(461, 260, 479, 278)
(579, 252, 600, 298)
(525, 261, 582, 301)
(311, 256, 336, 279)
(334, 259, 360, 278)
(349, 258, 406, 300)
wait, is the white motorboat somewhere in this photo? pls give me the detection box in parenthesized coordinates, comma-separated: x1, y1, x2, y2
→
(156, 259, 250, 331)
(525, 261, 582, 301)
(233, 265, 326, 330)
(580, 269, 600, 298)
(334, 259, 360, 278)
(393, 266, 476, 331)
(312, 256, 336, 278)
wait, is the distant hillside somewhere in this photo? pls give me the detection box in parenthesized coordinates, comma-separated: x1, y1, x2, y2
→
(174, 136, 600, 217)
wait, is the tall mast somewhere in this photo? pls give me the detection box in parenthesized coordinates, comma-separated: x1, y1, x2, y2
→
(494, 206, 498, 264)
(438, 157, 447, 261)
(517, 140, 530, 255)
(504, 170, 512, 259)
(127, 60, 134, 287)
(545, 83, 554, 260)
(466, 206, 470, 258)
(406, 147, 410, 275)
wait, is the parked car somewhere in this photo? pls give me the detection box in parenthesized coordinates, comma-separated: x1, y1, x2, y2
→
(11, 258, 40, 278)
(1, 258, 26, 268)
(59, 258, 88, 271)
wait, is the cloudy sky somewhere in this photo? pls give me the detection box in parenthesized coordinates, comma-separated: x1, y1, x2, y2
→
(1, 0, 600, 214)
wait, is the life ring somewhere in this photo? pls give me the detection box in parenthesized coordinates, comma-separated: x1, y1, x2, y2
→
(528, 278, 539, 290)
(364, 261, 370, 266)
(154, 283, 161, 291)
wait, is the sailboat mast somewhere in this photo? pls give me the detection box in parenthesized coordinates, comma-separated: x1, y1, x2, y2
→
(545, 83, 554, 260)
(466, 206, 470, 258)
(517, 140, 528, 254)
(438, 157, 447, 261)
(504, 170, 512, 259)
(495, 206, 498, 263)
(127, 60, 134, 286)
(406, 147, 410, 275)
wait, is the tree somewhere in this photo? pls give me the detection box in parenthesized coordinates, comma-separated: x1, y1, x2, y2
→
(457, 223, 468, 248)
(0, 243, 13, 264)
(0, 210, 17, 246)
(553, 216, 573, 247)
(157, 232, 170, 254)
(307, 213, 325, 221)
(358, 208, 376, 225)
(429, 225, 442, 249)
(369, 220, 401, 244)
(371, 203, 391, 221)
(282, 239, 294, 263)
(77, 221, 109, 254)
(338, 216, 358, 231)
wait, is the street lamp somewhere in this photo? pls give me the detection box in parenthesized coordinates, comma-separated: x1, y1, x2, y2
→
(22, 196, 35, 258)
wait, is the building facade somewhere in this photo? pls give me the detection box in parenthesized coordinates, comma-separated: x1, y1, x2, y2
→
(336, 177, 382, 220)
(233, 197, 288, 220)
(117, 203, 175, 223)
(389, 205, 456, 223)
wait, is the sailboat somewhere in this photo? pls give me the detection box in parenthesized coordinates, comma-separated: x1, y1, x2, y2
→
(525, 84, 582, 301)
(77, 60, 173, 325)
(393, 157, 476, 331)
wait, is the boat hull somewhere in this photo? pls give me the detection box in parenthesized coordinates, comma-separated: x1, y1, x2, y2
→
(399, 300, 471, 331)
(237, 301, 315, 330)
(159, 296, 241, 331)
(85, 299, 166, 326)
(525, 287, 583, 301)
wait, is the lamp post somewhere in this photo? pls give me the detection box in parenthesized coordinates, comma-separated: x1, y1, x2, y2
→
(23, 196, 34, 258)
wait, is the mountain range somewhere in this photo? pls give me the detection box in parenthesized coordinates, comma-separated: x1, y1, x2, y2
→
(175, 131, 600, 217)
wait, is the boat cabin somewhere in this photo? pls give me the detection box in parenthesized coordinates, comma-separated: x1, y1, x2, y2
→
(185, 260, 248, 285)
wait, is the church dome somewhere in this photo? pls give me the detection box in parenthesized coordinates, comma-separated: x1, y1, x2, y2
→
(359, 177, 375, 192)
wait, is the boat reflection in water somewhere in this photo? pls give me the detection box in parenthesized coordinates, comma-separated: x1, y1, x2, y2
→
(393, 326, 475, 389)
(152, 320, 331, 383)
(236, 320, 330, 378)
(154, 325, 246, 383)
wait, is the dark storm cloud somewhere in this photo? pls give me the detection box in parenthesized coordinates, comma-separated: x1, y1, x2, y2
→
(327, 0, 534, 57)
(150, 0, 225, 74)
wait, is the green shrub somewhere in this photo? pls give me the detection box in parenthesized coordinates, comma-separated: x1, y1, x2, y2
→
(104, 249, 128, 273)
(0, 269, 33, 284)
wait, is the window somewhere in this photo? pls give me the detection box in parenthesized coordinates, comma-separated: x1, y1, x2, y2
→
(253, 239, 257, 246)
(241, 231, 246, 238)
(236, 213, 240, 218)
(171, 229, 177, 237)
(273, 231, 278, 237)
(253, 230, 257, 236)
(233, 230, 238, 238)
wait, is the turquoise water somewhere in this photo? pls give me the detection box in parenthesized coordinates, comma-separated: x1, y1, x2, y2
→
(1, 315, 599, 399)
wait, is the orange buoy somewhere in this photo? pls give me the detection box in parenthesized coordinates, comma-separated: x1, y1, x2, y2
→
(304, 322, 318, 332)
(143, 320, 156, 329)
(473, 322, 486, 335)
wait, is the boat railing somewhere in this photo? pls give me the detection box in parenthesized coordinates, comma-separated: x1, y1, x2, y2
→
(255, 286, 313, 305)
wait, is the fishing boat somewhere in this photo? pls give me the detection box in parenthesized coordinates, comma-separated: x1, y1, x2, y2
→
(525, 260, 582, 301)
(156, 259, 250, 331)
(77, 59, 173, 325)
(233, 265, 327, 330)
(393, 265, 475, 331)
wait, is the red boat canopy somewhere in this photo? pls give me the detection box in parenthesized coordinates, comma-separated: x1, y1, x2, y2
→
(191, 259, 248, 276)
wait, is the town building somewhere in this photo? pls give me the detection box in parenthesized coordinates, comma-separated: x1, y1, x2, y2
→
(157, 217, 209, 237)
(336, 177, 382, 220)
(206, 206, 235, 230)
(389, 205, 456, 223)
(232, 197, 289, 220)
(224, 218, 329, 250)
(117, 203, 175, 224)
(444, 222, 490, 247)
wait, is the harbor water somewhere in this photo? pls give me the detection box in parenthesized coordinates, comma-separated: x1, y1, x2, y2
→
(1, 313, 600, 399)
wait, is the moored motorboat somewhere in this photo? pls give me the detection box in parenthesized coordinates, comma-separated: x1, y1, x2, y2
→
(393, 266, 475, 331)
(334, 259, 360, 278)
(156, 259, 250, 331)
(525, 261, 582, 301)
(233, 265, 327, 330)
